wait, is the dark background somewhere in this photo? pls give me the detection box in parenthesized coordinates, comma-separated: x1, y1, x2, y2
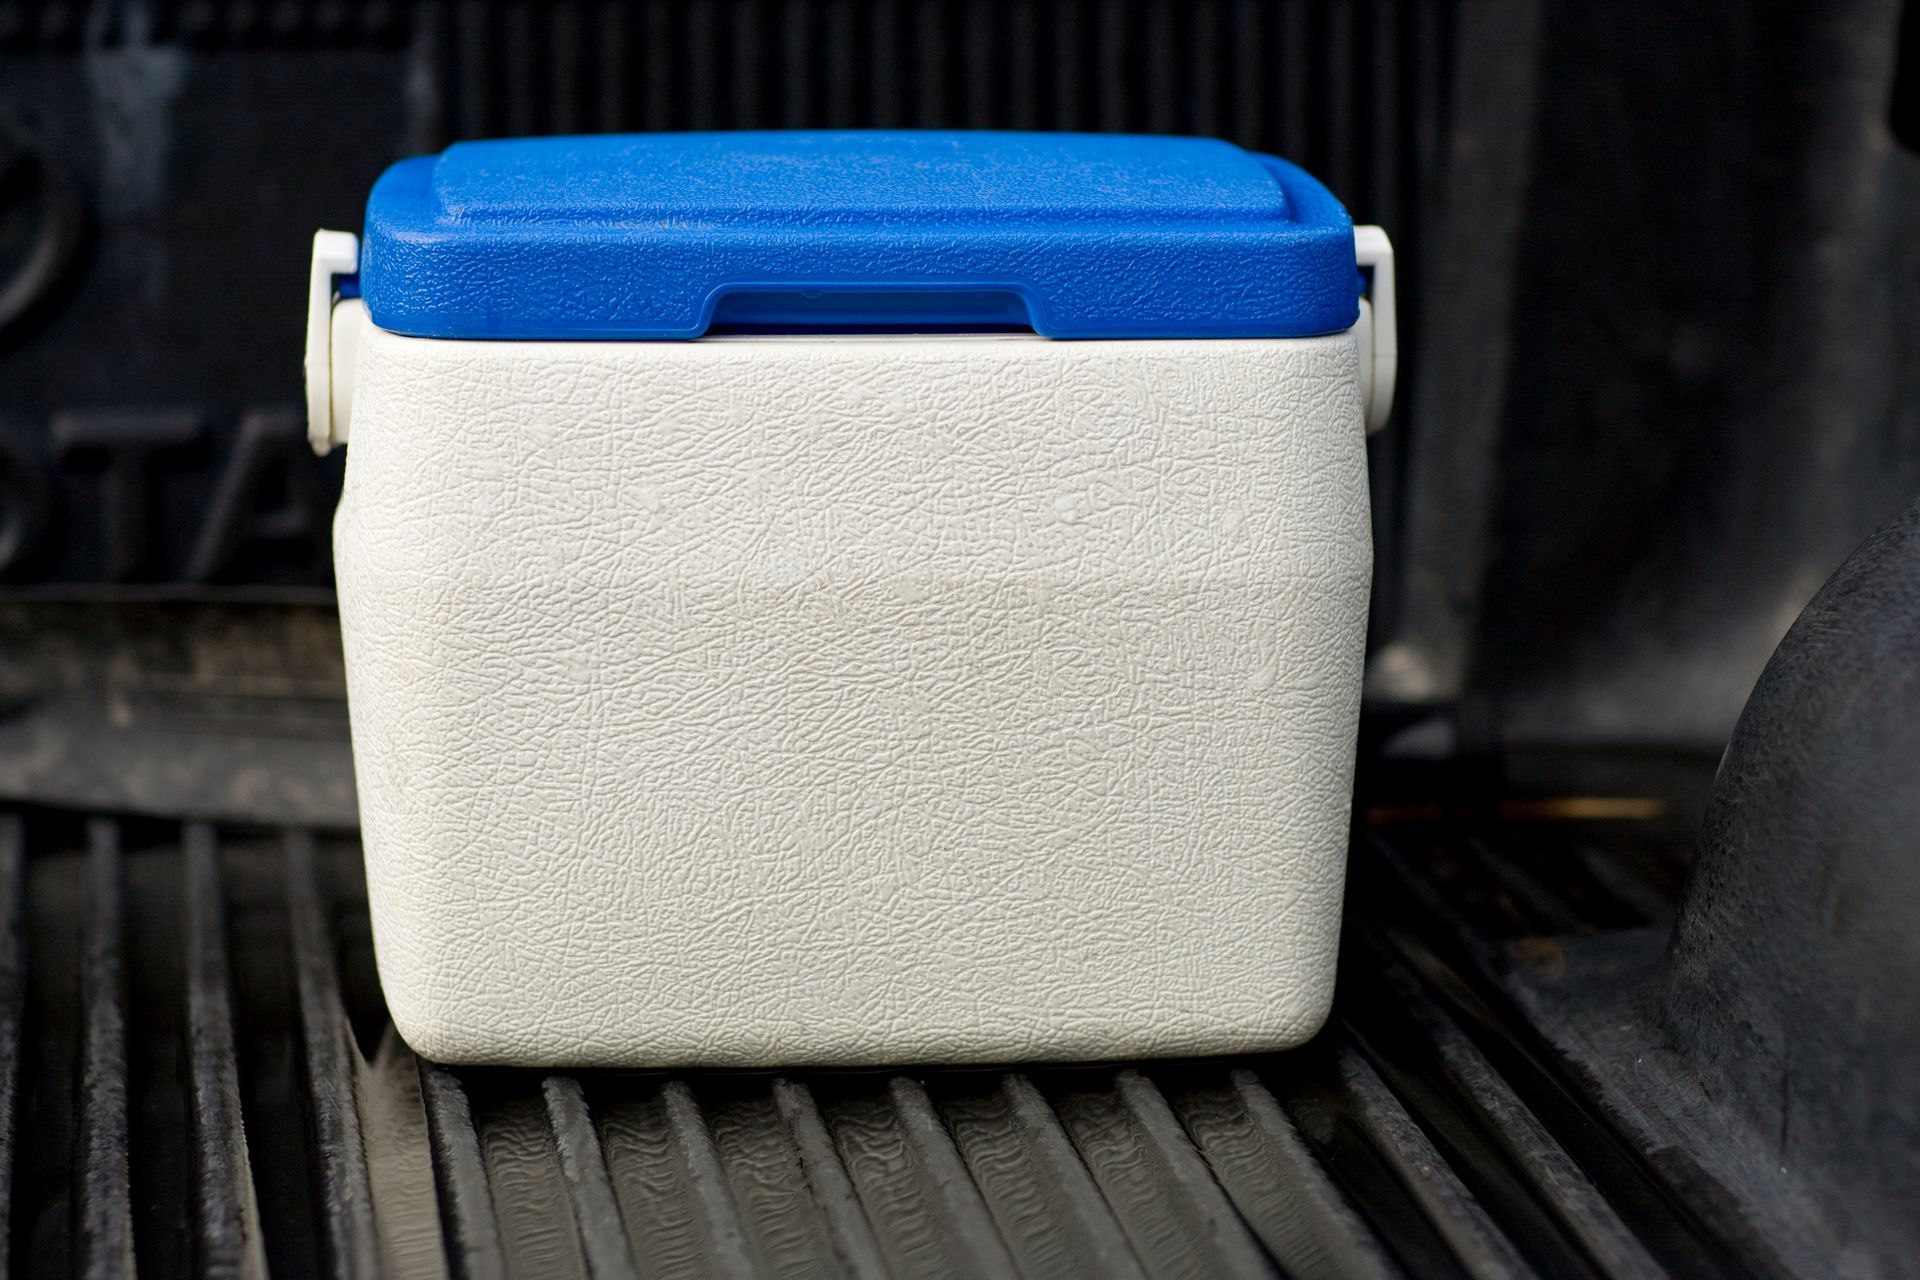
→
(1, 0, 1916, 756)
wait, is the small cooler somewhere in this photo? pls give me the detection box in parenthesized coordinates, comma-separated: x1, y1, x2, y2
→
(304, 131, 1396, 1067)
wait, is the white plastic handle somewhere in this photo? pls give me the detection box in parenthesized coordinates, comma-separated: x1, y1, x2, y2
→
(305, 229, 360, 454)
(303, 225, 1396, 445)
(1353, 225, 1397, 434)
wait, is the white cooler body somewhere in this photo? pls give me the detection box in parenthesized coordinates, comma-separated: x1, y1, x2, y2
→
(313, 130, 1394, 1067)
(334, 326, 1371, 1066)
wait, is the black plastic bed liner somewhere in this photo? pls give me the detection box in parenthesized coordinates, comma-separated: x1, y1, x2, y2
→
(0, 783, 1813, 1280)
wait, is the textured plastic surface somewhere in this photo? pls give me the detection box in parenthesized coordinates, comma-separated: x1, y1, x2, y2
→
(358, 131, 1360, 340)
(335, 328, 1371, 1066)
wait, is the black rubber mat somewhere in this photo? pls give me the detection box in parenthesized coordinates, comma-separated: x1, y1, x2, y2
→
(0, 798, 1794, 1279)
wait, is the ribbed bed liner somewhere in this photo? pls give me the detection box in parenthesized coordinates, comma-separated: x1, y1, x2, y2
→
(3, 805, 1762, 1278)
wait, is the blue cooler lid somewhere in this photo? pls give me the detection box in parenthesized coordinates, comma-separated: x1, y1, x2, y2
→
(359, 131, 1360, 340)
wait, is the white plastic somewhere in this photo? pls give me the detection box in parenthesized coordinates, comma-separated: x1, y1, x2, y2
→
(305, 229, 360, 454)
(329, 298, 365, 447)
(1354, 225, 1397, 433)
(334, 327, 1373, 1067)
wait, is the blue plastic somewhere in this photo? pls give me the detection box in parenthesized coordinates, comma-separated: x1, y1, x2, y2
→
(358, 131, 1360, 341)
